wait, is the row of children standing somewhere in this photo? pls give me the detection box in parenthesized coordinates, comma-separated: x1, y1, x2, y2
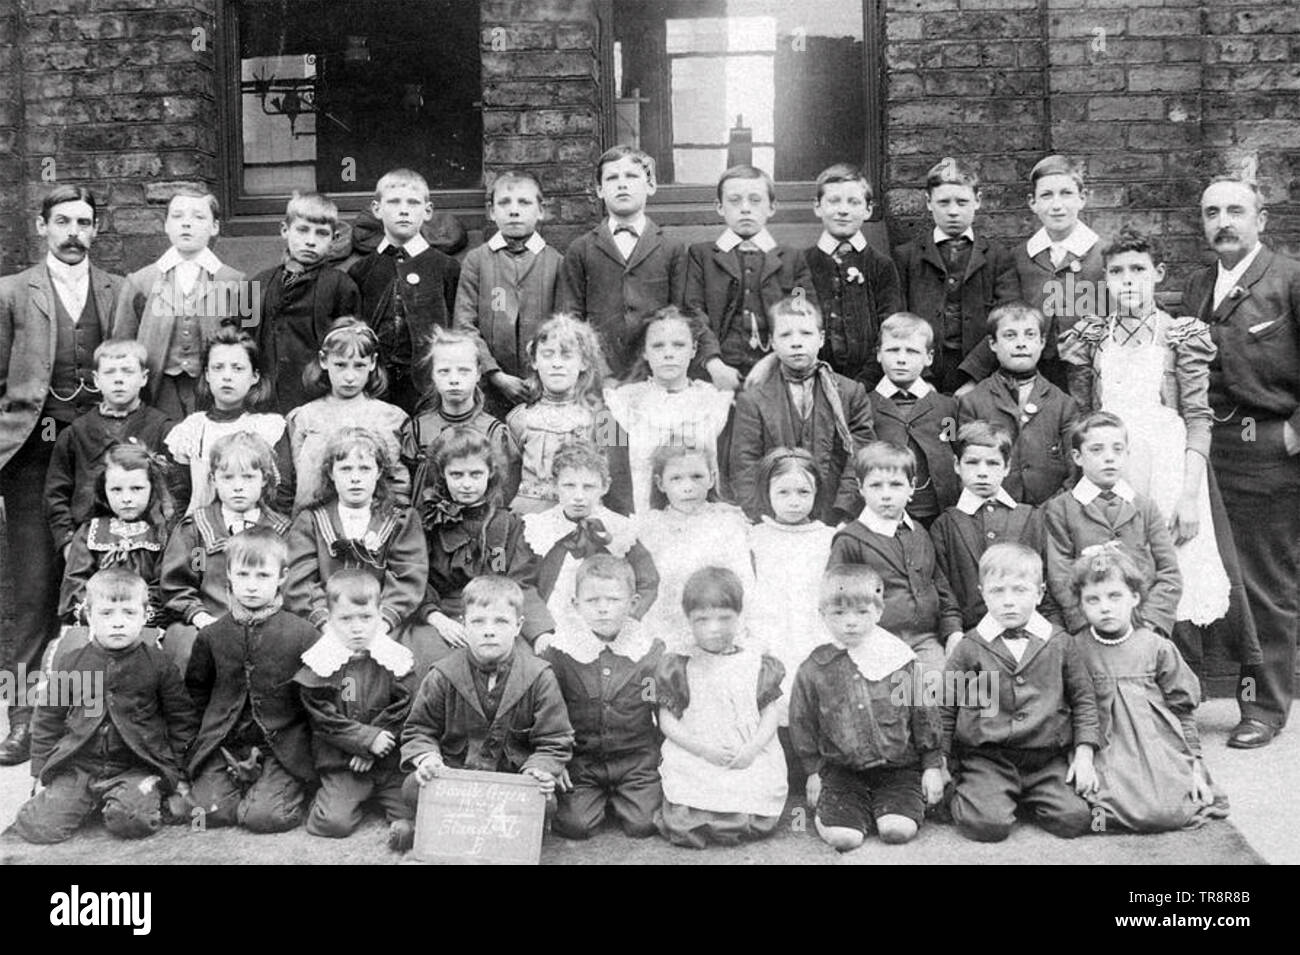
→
(13, 146, 1248, 852)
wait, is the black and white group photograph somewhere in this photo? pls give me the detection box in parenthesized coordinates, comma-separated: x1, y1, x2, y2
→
(0, 0, 1295, 899)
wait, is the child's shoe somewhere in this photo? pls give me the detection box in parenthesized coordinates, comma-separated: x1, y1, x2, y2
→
(388, 819, 415, 852)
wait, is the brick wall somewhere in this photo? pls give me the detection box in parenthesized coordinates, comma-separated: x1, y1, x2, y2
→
(480, 0, 604, 251)
(0, 0, 23, 275)
(884, 0, 1300, 294)
(11, 0, 218, 275)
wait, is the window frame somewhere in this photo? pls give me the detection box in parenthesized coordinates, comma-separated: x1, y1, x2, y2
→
(216, 0, 487, 230)
(599, 0, 885, 222)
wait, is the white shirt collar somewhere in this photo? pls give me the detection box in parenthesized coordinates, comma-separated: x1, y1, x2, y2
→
(486, 231, 547, 254)
(715, 228, 777, 253)
(857, 509, 915, 538)
(833, 626, 915, 681)
(817, 230, 867, 255)
(547, 618, 655, 666)
(1025, 221, 1098, 260)
(376, 233, 430, 258)
(933, 226, 976, 245)
(874, 377, 933, 399)
(607, 214, 648, 238)
(1215, 242, 1264, 288)
(45, 252, 90, 285)
(955, 487, 1019, 515)
(221, 505, 260, 531)
(1071, 476, 1136, 505)
(975, 612, 1053, 644)
(157, 246, 223, 275)
(300, 625, 414, 678)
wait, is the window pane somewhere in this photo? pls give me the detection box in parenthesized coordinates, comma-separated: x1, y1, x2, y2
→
(614, 0, 865, 185)
(237, 0, 482, 196)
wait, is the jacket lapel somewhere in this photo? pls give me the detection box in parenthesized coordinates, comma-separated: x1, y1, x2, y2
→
(444, 655, 488, 722)
(592, 226, 626, 270)
(711, 246, 742, 283)
(1014, 635, 1048, 673)
(988, 374, 1021, 425)
(1213, 247, 1273, 325)
(624, 223, 662, 273)
(762, 374, 797, 447)
(90, 265, 116, 338)
(759, 247, 784, 284)
(964, 236, 988, 282)
(27, 267, 58, 370)
(919, 233, 947, 274)
(953, 510, 987, 563)
(493, 654, 530, 727)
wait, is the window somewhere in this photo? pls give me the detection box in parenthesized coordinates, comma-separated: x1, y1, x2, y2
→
(222, 0, 482, 212)
(609, 0, 876, 190)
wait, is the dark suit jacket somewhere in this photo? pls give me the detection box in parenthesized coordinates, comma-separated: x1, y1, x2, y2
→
(802, 244, 902, 385)
(30, 637, 198, 788)
(957, 373, 1078, 506)
(0, 263, 122, 471)
(730, 369, 876, 522)
(557, 218, 687, 378)
(894, 231, 1020, 365)
(399, 649, 573, 778)
(185, 609, 320, 782)
(453, 240, 564, 379)
(929, 501, 1051, 628)
(867, 389, 961, 512)
(1182, 245, 1300, 436)
(1041, 489, 1182, 636)
(685, 241, 815, 374)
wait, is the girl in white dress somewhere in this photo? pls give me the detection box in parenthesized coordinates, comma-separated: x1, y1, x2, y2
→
(653, 566, 788, 848)
(604, 306, 732, 514)
(636, 444, 754, 653)
(747, 448, 835, 720)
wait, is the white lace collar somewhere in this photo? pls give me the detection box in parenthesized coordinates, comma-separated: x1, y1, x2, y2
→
(521, 504, 637, 558)
(548, 618, 655, 665)
(301, 625, 414, 678)
(834, 626, 915, 681)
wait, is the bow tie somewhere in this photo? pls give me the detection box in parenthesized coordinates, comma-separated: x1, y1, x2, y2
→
(1001, 628, 1030, 642)
(613, 225, 638, 237)
(940, 235, 971, 246)
(560, 517, 612, 558)
(503, 237, 531, 256)
(381, 245, 407, 261)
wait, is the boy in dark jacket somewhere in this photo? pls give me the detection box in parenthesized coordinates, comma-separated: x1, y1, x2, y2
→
(295, 570, 418, 850)
(251, 192, 360, 414)
(893, 157, 1020, 395)
(12, 568, 198, 843)
(185, 527, 319, 832)
(542, 556, 664, 839)
(401, 575, 573, 815)
(957, 302, 1079, 505)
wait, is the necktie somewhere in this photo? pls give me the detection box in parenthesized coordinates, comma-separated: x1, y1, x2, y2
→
(382, 245, 406, 263)
(504, 237, 530, 256)
(738, 239, 760, 252)
(1098, 489, 1123, 523)
(833, 240, 853, 264)
(893, 389, 916, 408)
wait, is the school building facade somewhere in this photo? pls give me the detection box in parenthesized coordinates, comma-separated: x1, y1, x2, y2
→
(0, 0, 1297, 294)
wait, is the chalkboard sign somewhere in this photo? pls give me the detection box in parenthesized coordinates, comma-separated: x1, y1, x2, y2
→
(409, 768, 546, 865)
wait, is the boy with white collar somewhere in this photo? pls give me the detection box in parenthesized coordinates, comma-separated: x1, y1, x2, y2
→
(542, 555, 665, 840)
(685, 164, 815, 387)
(348, 168, 461, 414)
(295, 569, 418, 850)
(867, 312, 960, 527)
(113, 187, 247, 419)
(943, 542, 1100, 842)
(1042, 411, 1181, 637)
(828, 441, 963, 681)
(789, 564, 943, 850)
(930, 421, 1054, 634)
(453, 172, 564, 417)
(801, 163, 901, 388)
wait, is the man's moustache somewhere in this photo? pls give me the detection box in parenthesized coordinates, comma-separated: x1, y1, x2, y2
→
(1214, 231, 1238, 242)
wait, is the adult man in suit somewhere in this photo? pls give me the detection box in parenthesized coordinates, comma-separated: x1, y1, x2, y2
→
(0, 185, 122, 764)
(1184, 177, 1300, 749)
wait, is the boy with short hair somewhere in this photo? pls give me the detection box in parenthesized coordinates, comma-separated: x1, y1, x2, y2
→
(685, 164, 815, 388)
(868, 312, 960, 527)
(930, 420, 1051, 630)
(44, 338, 174, 559)
(523, 440, 658, 637)
(829, 441, 963, 674)
(1042, 411, 1181, 637)
(11, 568, 198, 843)
(957, 301, 1079, 505)
(398, 326, 519, 501)
(401, 575, 574, 813)
(558, 145, 687, 379)
(789, 564, 944, 851)
(185, 527, 319, 832)
(348, 169, 461, 413)
(251, 192, 360, 414)
(802, 163, 902, 388)
(943, 542, 1100, 842)
(295, 569, 418, 850)
(543, 555, 665, 839)
(730, 296, 875, 524)
(453, 171, 564, 416)
(894, 157, 1020, 395)
(113, 187, 247, 419)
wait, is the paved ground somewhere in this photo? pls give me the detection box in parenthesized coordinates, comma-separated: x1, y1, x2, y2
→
(0, 698, 1292, 864)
